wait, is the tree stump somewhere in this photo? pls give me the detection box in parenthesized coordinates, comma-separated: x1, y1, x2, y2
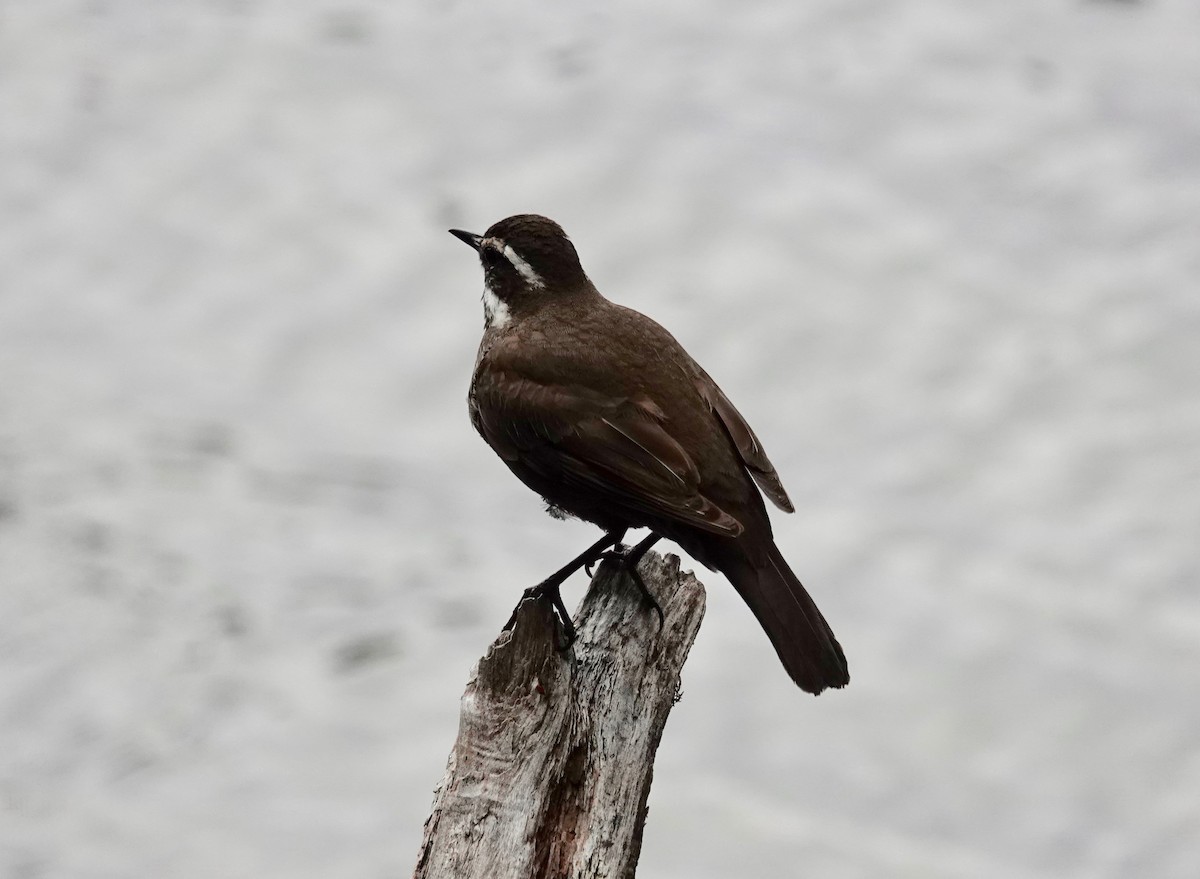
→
(413, 550, 706, 879)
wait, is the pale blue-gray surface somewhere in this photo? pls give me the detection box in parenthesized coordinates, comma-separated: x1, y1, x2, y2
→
(1, 2, 1197, 877)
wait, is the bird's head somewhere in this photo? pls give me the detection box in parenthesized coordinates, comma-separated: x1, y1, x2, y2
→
(449, 214, 589, 328)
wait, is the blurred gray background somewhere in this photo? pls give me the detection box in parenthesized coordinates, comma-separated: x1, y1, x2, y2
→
(2, 1, 1198, 877)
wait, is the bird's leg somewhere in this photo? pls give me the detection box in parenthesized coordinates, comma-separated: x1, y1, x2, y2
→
(504, 528, 626, 650)
(595, 532, 665, 631)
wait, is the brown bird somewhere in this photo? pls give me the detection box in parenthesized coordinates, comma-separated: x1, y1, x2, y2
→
(450, 214, 848, 694)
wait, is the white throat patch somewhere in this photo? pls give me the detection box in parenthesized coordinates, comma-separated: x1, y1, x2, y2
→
(482, 282, 511, 329)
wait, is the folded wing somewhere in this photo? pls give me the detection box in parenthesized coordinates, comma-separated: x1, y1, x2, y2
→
(471, 369, 743, 536)
(695, 375, 794, 513)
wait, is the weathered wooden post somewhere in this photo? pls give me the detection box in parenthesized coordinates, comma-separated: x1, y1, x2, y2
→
(413, 550, 706, 879)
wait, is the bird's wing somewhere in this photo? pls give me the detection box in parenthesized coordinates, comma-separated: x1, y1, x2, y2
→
(471, 368, 744, 536)
(694, 375, 794, 513)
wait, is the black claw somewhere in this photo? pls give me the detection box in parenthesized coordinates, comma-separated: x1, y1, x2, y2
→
(590, 533, 666, 633)
(545, 583, 577, 652)
(555, 620, 577, 653)
(624, 564, 666, 632)
(504, 583, 578, 652)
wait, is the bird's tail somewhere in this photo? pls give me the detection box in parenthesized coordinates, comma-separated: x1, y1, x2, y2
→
(712, 538, 849, 695)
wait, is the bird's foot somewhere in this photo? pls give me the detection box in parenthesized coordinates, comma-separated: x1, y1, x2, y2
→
(589, 542, 665, 633)
(505, 528, 627, 652)
(503, 581, 577, 652)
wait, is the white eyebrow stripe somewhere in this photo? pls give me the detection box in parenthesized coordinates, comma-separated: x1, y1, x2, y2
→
(501, 244, 545, 289)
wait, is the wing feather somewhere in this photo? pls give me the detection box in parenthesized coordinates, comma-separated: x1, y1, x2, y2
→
(695, 376, 795, 513)
(471, 368, 743, 536)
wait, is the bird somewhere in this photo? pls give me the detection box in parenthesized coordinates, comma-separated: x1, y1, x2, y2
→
(449, 214, 848, 694)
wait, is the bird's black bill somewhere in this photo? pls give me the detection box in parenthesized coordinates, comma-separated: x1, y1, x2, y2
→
(448, 228, 482, 251)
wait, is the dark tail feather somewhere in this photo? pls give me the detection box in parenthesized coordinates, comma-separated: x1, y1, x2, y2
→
(715, 540, 849, 694)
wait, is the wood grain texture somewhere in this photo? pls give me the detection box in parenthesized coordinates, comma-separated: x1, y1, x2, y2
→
(413, 551, 706, 879)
